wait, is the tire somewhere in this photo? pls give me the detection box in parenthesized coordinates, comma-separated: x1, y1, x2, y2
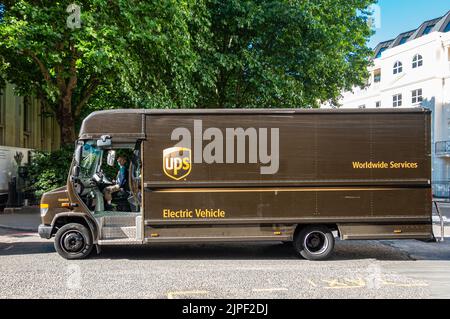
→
(294, 225, 334, 261)
(54, 223, 93, 260)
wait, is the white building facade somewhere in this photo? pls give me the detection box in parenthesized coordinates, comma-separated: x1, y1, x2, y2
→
(329, 11, 450, 197)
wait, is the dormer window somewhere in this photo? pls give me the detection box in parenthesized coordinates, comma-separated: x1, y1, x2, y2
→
(399, 36, 409, 45)
(445, 22, 450, 33)
(423, 25, 435, 35)
(412, 54, 423, 68)
(376, 47, 387, 59)
(393, 61, 403, 75)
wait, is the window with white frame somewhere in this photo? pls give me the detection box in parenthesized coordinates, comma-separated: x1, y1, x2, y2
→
(393, 94, 402, 107)
(375, 101, 381, 108)
(412, 54, 423, 68)
(412, 89, 423, 104)
(393, 61, 403, 74)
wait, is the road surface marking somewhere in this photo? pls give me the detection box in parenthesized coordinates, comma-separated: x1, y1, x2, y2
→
(167, 290, 209, 299)
(3, 245, 13, 250)
(323, 278, 365, 289)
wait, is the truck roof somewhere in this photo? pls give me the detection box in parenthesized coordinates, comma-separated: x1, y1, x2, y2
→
(79, 108, 431, 140)
(85, 107, 430, 116)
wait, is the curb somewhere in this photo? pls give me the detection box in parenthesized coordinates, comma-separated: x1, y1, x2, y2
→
(0, 224, 37, 232)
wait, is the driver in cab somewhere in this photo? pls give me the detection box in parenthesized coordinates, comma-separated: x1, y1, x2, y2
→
(104, 155, 128, 209)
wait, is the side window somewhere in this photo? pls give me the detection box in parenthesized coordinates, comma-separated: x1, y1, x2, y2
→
(129, 141, 142, 208)
(131, 141, 142, 185)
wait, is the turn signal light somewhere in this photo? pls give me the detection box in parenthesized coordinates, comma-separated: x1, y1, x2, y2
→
(40, 203, 49, 217)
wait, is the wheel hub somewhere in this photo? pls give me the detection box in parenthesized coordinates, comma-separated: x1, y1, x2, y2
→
(304, 231, 328, 255)
(62, 231, 84, 253)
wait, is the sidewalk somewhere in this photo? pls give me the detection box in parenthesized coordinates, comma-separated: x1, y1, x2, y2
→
(0, 212, 40, 232)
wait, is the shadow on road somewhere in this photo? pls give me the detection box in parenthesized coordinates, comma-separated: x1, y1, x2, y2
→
(94, 240, 415, 261)
(2, 230, 450, 261)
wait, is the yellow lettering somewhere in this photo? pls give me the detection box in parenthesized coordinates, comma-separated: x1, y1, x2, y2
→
(173, 158, 183, 175)
(182, 157, 190, 170)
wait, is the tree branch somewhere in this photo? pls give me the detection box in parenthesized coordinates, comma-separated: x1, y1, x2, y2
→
(73, 76, 100, 118)
(66, 43, 78, 96)
(22, 49, 54, 88)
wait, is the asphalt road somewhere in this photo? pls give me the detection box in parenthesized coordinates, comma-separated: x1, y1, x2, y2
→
(1, 227, 450, 299)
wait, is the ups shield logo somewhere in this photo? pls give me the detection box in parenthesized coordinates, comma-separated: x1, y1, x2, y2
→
(163, 147, 192, 180)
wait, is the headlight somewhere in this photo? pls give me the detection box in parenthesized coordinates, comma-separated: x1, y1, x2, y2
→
(40, 203, 49, 216)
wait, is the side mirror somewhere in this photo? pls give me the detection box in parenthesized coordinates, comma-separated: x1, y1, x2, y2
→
(97, 135, 112, 148)
(72, 165, 80, 177)
(107, 150, 116, 167)
(74, 144, 82, 164)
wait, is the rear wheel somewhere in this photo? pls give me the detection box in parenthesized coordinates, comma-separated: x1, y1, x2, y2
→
(54, 223, 93, 259)
(294, 225, 334, 260)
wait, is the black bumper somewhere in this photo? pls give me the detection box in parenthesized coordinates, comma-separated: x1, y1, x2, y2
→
(38, 224, 53, 239)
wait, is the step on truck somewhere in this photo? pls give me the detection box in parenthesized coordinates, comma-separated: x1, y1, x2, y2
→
(38, 108, 434, 260)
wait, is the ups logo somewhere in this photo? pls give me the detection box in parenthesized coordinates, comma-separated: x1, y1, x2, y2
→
(163, 147, 192, 180)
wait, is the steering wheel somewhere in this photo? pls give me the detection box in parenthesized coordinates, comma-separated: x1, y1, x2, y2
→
(73, 178, 85, 195)
(92, 171, 113, 186)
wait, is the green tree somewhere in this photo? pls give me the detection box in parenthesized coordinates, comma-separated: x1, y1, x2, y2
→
(0, 0, 206, 144)
(195, 0, 375, 108)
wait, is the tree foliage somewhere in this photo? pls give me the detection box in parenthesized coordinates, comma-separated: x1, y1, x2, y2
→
(195, 0, 374, 108)
(26, 145, 74, 197)
(0, 0, 375, 146)
(0, 0, 205, 144)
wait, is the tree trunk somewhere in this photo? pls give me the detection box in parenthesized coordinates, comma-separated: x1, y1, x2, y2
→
(57, 97, 76, 146)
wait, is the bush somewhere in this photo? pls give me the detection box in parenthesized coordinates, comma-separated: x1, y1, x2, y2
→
(26, 146, 74, 198)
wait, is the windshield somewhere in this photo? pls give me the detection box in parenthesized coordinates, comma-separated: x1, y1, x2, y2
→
(80, 142, 102, 178)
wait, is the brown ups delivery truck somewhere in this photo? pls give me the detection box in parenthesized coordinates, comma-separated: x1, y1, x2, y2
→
(38, 108, 434, 260)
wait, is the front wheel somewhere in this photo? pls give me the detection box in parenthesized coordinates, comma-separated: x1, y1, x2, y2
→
(294, 225, 335, 261)
(54, 223, 93, 259)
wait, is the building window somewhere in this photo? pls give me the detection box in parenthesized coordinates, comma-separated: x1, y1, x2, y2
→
(376, 101, 381, 108)
(412, 89, 423, 104)
(374, 69, 381, 83)
(23, 97, 32, 148)
(399, 36, 409, 45)
(23, 97, 31, 133)
(445, 22, 450, 33)
(393, 94, 402, 107)
(423, 25, 435, 35)
(393, 61, 403, 74)
(0, 87, 4, 145)
(412, 54, 423, 68)
(376, 47, 386, 59)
